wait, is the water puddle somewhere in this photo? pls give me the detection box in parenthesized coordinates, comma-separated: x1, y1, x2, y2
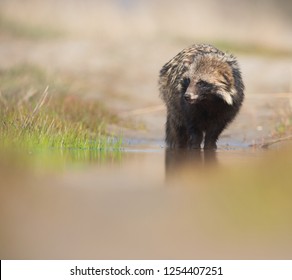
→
(1, 138, 292, 260)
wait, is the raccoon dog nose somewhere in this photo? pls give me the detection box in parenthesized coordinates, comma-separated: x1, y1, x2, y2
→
(184, 94, 191, 102)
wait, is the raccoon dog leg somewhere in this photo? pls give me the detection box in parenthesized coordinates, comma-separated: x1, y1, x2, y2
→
(187, 126, 203, 149)
(204, 124, 227, 150)
(166, 113, 188, 148)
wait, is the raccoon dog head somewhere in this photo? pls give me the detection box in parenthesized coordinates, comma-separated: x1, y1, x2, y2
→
(182, 55, 237, 106)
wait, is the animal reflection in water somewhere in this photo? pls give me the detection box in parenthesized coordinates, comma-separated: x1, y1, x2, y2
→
(165, 148, 218, 180)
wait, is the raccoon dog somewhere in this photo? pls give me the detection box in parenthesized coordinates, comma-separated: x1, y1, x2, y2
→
(159, 44, 244, 150)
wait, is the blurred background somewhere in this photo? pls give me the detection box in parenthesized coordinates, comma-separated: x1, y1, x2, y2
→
(1, 0, 292, 259)
(1, 0, 292, 46)
(1, 0, 292, 91)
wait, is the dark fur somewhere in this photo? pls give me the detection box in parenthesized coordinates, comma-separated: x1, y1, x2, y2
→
(159, 44, 244, 149)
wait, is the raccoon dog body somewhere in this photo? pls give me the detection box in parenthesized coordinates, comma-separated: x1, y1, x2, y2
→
(159, 44, 244, 150)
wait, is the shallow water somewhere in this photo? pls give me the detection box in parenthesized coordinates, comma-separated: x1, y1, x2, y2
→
(1, 139, 292, 260)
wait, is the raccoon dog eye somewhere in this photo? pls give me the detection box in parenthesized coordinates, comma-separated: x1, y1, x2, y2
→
(181, 78, 190, 91)
(197, 80, 213, 90)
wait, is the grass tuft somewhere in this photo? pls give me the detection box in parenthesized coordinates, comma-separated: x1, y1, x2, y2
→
(0, 65, 122, 157)
(0, 89, 121, 152)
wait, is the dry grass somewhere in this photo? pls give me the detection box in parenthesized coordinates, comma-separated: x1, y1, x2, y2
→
(0, 65, 122, 159)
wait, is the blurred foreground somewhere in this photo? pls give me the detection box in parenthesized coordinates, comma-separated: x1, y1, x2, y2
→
(1, 146, 292, 259)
